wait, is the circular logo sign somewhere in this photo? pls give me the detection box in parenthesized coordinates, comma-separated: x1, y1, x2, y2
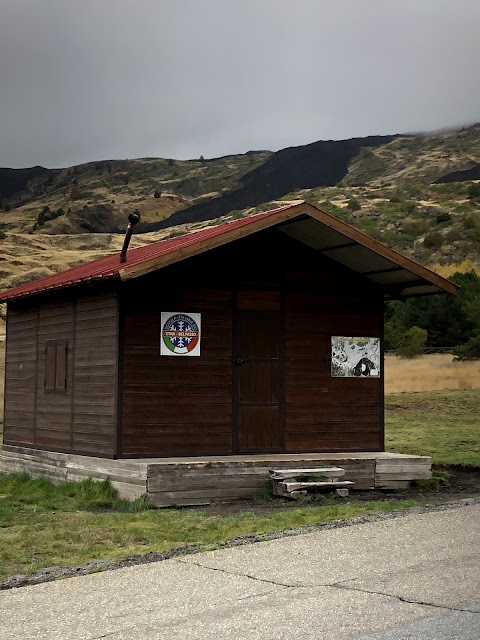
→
(162, 313, 200, 354)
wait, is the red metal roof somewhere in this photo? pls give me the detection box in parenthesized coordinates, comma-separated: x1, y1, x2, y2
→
(0, 205, 295, 302)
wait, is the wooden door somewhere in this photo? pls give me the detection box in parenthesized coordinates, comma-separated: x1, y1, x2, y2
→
(235, 312, 283, 452)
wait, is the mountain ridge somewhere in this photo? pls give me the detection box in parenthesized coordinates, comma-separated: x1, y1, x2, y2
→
(1, 124, 479, 299)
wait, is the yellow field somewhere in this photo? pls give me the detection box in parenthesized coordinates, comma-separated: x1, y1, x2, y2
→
(385, 353, 480, 393)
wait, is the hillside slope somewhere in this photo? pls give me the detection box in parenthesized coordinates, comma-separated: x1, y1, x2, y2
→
(1, 124, 479, 299)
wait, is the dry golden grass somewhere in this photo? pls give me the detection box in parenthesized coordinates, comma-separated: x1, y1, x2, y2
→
(430, 259, 480, 277)
(385, 353, 480, 394)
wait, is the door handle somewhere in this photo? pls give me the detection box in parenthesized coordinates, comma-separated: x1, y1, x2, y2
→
(234, 358, 245, 365)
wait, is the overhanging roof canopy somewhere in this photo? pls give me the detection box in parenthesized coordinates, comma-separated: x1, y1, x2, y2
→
(0, 201, 457, 303)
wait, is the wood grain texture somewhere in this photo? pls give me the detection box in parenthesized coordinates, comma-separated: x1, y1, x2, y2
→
(121, 279, 233, 456)
(72, 292, 118, 455)
(283, 239, 383, 453)
(4, 290, 118, 456)
(3, 306, 38, 446)
(119, 229, 384, 457)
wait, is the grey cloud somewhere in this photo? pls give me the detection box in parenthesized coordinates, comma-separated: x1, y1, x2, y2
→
(1, 0, 479, 167)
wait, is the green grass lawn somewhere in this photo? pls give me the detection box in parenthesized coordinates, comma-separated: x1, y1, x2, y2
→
(0, 389, 479, 579)
(386, 390, 480, 466)
(0, 473, 425, 579)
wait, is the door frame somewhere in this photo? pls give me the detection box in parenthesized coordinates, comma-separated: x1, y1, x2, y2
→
(232, 290, 286, 454)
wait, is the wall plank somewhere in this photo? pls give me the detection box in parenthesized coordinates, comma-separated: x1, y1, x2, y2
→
(121, 284, 233, 456)
(3, 307, 38, 445)
(4, 289, 118, 456)
(72, 291, 118, 455)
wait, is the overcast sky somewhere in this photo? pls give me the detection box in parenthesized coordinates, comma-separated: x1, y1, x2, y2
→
(1, 0, 480, 168)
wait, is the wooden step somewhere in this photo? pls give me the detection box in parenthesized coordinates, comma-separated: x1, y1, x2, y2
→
(280, 480, 354, 492)
(270, 465, 354, 499)
(270, 467, 346, 480)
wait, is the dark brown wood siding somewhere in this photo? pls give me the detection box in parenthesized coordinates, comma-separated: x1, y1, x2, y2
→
(285, 241, 383, 451)
(284, 290, 383, 452)
(3, 288, 118, 456)
(121, 284, 233, 456)
(72, 292, 118, 455)
(3, 307, 38, 446)
(119, 229, 384, 457)
(35, 301, 75, 450)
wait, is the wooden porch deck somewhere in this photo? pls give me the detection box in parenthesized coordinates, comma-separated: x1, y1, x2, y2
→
(0, 445, 432, 507)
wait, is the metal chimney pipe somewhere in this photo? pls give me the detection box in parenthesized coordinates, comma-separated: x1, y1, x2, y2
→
(120, 212, 140, 263)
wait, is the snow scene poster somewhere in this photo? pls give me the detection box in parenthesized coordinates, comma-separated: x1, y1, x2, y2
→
(161, 312, 201, 356)
(331, 336, 380, 378)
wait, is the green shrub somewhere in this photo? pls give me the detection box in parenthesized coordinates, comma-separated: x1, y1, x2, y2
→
(397, 326, 428, 358)
(467, 183, 480, 199)
(401, 221, 429, 236)
(423, 232, 443, 249)
(454, 335, 480, 360)
(463, 214, 477, 229)
(347, 198, 361, 211)
(403, 201, 417, 214)
(435, 211, 452, 224)
(466, 226, 480, 243)
(445, 229, 462, 242)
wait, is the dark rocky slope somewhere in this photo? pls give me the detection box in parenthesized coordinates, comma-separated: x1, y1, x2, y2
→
(144, 134, 398, 231)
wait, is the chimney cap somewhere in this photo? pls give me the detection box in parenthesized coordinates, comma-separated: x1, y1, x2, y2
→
(128, 212, 140, 226)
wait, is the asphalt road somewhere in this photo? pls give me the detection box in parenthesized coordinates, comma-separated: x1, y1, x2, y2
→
(1, 504, 479, 639)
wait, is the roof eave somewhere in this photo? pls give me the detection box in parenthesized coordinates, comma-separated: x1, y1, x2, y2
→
(300, 203, 458, 297)
(0, 273, 120, 304)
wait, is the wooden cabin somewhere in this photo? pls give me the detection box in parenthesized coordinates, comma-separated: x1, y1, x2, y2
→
(0, 202, 457, 503)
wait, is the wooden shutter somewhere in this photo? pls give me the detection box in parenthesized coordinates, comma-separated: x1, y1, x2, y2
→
(44, 340, 68, 392)
(55, 342, 67, 391)
(45, 344, 57, 390)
